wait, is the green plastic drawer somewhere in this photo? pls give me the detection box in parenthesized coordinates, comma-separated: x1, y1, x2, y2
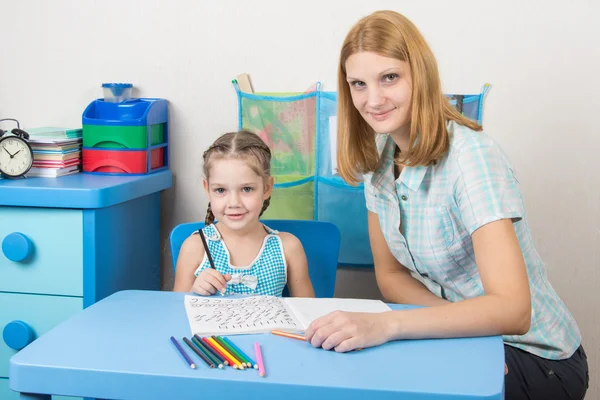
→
(83, 123, 164, 149)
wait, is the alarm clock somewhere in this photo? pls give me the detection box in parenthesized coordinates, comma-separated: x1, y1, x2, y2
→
(0, 119, 34, 178)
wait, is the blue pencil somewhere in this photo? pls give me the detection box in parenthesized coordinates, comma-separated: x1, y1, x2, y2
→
(223, 336, 258, 369)
(170, 336, 196, 369)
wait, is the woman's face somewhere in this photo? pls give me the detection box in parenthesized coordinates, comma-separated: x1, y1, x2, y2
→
(345, 51, 412, 138)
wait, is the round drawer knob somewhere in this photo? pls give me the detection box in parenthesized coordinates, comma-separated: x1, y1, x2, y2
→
(3, 320, 35, 350)
(2, 232, 33, 262)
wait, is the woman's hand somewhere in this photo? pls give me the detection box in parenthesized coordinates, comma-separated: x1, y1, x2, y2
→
(304, 311, 392, 352)
(192, 269, 231, 296)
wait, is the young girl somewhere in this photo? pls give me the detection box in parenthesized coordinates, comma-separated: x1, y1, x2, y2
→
(304, 10, 588, 399)
(173, 130, 315, 298)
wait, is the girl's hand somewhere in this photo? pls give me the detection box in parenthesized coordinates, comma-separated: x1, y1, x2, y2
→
(192, 269, 232, 296)
(305, 311, 392, 352)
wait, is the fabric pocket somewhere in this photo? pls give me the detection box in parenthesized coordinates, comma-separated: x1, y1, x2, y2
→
(262, 175, 314, 220)
(317, 177, 373, 266)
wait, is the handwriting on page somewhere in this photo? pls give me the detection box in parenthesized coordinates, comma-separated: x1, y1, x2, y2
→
(185, 296, 300, 334)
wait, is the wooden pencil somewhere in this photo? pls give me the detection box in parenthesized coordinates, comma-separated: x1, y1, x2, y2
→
(190, 336, 223, 368)
(205, 337, 242, 369)
(201, 336, 230, 366)
(209, 336, 244, 369)
(222, 336, 257, 369)
(183, 337, 215, 368)
(215, 336, 250, 368)
(271, 330, 306, 341)
(193, 335, 224, 368)
(170, 336, 196, 369)
(254, 342, 266, 377)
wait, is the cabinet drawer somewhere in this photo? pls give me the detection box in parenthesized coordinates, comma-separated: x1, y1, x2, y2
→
(0, 207, 83, 296)
(0, 292, 83, 377)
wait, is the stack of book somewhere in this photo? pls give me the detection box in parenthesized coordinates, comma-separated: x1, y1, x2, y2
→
(26, 127, 83, 178)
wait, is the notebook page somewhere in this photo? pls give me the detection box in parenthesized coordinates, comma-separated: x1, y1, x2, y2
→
(184, 295, 303, 336)
(283, 297, 393, 330)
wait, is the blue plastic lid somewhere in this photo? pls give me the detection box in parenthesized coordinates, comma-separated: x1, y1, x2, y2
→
(102, 83, 133, 97)
(102, 83, 133, 88)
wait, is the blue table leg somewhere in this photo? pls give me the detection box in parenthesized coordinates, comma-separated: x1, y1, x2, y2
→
(19, 394, 50, 400)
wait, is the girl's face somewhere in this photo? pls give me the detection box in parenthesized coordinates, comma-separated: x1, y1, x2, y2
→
(203, 157, 273, 232)
(345, 51, 413, 139)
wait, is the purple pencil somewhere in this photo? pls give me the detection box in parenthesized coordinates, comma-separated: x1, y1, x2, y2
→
(170, 336, 196, 369)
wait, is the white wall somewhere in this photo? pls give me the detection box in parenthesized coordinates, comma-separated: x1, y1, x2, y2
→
(1, 0, 597, 396)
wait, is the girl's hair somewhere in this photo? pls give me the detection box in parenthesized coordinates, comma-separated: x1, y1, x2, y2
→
(203, 130, 272, 225)
(337, 10, 482, 185)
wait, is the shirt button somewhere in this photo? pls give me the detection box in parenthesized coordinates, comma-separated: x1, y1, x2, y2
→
(401, 195, 408, 201)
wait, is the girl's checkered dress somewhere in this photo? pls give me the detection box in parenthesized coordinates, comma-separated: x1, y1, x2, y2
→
(193, 223, 287, 297)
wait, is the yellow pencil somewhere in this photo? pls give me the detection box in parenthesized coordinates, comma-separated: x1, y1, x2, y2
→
(208, 336, 244, 369)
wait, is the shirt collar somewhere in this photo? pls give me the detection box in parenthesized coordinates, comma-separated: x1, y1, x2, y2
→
(369, 134, 429, 193)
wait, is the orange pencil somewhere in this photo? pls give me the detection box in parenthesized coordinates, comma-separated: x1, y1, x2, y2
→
(271, 330, 306, 341)
(207, 337, 244, 369)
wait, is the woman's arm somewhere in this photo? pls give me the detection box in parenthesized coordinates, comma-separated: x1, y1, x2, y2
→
(386, 218, 531, 339)
(369, 211, 449, 307)
(280, 232, 315, 297)
(305, 218, 531, 352)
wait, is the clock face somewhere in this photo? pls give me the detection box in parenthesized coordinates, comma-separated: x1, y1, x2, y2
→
(0, 137, 34, 177)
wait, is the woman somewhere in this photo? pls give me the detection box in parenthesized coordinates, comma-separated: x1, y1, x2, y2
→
(305, 10, 588, 399)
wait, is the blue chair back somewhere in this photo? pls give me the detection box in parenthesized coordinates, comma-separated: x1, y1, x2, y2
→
(169, 220, 340, 298)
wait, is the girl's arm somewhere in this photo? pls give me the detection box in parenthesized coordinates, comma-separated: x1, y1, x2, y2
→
(172, 235, 204, 292)
(369, 211, 450, 307)
(280, 232, 315, 297)
(173, 235, 231, 294)
(305, 218, 531, 352)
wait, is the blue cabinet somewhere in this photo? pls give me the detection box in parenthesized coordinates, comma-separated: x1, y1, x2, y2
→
(0, 171, 171, 396)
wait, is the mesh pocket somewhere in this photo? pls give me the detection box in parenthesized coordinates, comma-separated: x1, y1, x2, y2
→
(317, 177, 373, 266)
(316, 92, 338, 177)
(262, 175, 314, 221)
(446, 84, 490, 124)
(240, 93, 316, 176)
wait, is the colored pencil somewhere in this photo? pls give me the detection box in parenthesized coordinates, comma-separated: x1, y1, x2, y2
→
(201, 336, 230, 366)
(198, 229, 216, 269)
(194, 338, 223, 369)
(183, 337, 215, 368)
(254, 342, 266, 377)
(222, 336, 257, 369)
(193, 335, 224, 368)
(209, 336, 244, 369)
(198, 228, 225, 295)
(271, 330, 306, 341)
(170, 336, 196, 369)
(206, 337, 242, 369)
(215, 336, 250, 368)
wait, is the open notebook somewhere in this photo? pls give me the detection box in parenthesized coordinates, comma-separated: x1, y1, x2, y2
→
(184, 295, 392, 336)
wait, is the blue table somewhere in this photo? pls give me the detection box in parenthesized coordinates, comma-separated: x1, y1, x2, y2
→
(9, 290, 505, 400)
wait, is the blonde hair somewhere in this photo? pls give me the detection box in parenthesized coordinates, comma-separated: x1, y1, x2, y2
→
(203, 130, 272, 225)
(337, 10, 482, 184)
